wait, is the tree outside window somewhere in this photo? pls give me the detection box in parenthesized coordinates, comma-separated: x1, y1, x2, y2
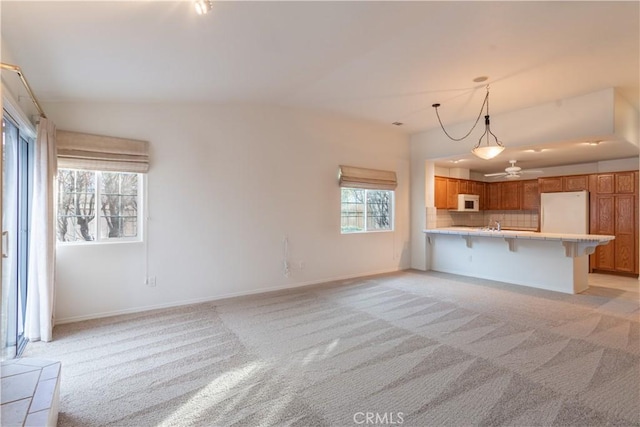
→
(341, 188, 394, 233)
(57, 169, 141, 242)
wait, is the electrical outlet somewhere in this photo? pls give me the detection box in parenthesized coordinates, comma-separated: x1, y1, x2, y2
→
(299, 261, 305, 269)
(146, 276, 157, 287)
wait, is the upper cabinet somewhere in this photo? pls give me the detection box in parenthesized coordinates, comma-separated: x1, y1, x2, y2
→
(596, 174, 615, 194)
(521, 180, 540, 210)
(538, 175, 589, 193)
(435, 176, 447, 209)
(484, 181, 524, 210)
(563, 175, 589, 192)
(485, 182, 501, 210)
(470, 181, 486, 209)
(500, 181, 521, 210)
(458, 180, 470, 194)
(435, 177, 484, 210)
(538, 177, 563, 193)
(446, 179, 459, 209)
(615, 171, 636, 194)
(434, 176, 460, 209)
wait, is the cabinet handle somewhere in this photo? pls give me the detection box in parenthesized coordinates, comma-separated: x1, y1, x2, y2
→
(2, 231, 8, 259)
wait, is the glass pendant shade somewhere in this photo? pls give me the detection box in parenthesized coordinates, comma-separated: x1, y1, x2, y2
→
(472, 145, 505, 160)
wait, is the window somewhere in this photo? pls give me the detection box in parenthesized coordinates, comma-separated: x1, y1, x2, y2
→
(341, 188, 394, 233)
(57, 169, 141, 242)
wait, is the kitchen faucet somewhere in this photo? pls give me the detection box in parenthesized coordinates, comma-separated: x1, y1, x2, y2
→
(495, 220, 501, 231)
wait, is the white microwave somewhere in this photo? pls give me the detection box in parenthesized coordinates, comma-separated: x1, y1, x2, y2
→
(454, 194, 480, 212)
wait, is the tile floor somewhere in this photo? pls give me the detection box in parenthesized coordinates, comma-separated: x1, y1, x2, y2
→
(1, 358, 60, 427)
(583, 272, 640, 316)
(588, 272, 640, 293)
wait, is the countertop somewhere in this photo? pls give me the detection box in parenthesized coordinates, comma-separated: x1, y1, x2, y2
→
(424, 227, 615, 242)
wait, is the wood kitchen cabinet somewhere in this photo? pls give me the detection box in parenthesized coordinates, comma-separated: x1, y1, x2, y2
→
(539, 174, 588, 193)
(595, 174, 615, 193)
(521, 180, 540, 210)
(471, 181, 486, 209)
(446, 178, 459, 209)
(435, 176, 461, 209)
(435, 176, 448, 209)
(614, 194, 636, 273)
(458, 180, 471, 194)
(615, 171, 636, 193)
(500, 181, 521, 210)
(563, 175, 589, 192)
(485, 182, 501, 210)
(538, 177, 563, 193)
(485, 181, 520, 210)
(591, 171, 639, 276)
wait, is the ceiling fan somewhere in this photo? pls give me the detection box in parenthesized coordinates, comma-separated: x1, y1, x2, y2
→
(484, 160, 543, 179)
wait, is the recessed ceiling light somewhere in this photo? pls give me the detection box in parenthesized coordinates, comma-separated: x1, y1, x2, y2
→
(473, 76, 488, 83)
(392, 122, 403, 126)
(525, 148, 546, 153)
(587, 141, 601, 146)
(451, 159, 465, 164)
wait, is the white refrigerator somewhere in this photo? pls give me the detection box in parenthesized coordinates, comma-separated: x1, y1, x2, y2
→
(540, 190, 589, 234)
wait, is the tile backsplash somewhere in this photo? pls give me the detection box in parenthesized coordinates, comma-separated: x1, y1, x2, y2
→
(485, 211, 539, 229)
(433, 209, 539, 229)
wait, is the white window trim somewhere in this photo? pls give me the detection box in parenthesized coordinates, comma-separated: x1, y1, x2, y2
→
(56, 169, 145, 245)
(341, 188, 395, 234)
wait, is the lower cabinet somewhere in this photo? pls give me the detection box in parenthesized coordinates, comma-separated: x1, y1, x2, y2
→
(591, 193, 638, 275)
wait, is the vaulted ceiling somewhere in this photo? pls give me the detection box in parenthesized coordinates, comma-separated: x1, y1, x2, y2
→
(3, 1, 638, 134)
(1, 1, 639, 174)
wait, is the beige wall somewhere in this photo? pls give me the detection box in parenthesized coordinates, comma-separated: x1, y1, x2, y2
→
(47, 102, 411, 323)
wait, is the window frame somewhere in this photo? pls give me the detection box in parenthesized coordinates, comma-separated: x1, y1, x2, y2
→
(340, 187, 395, 234)
(2, 111, 34, 358)
(56, 168, 145, 245)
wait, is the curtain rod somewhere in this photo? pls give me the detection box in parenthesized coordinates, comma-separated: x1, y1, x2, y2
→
(1, 62, 47, 119)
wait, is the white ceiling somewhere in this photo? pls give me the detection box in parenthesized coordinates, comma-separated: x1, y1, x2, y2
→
(433, 138, 640, 176)
(2, 1, 639, 173)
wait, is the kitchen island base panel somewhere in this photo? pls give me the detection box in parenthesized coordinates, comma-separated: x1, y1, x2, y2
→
(428, 234, 590, 294)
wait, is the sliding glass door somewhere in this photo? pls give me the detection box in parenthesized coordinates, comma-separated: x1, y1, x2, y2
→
(2, 114, 33, 359)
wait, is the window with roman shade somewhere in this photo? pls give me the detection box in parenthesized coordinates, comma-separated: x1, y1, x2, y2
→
(338, 165, 397, 233)
(56, 130, 149, 173)
(55, 130, 148, 243)
(338, 165, 397, 190)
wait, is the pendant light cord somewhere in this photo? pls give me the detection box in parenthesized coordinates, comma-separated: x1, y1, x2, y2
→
(432, 86, 489, 142)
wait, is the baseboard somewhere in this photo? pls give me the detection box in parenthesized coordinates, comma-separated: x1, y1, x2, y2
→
(54, 267, 406, 325)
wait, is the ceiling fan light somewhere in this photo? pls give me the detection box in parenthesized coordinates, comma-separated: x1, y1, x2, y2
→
(472, 145, 505, 160)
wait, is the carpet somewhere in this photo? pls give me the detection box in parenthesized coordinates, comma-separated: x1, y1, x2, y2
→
(24, 270, 640, 426)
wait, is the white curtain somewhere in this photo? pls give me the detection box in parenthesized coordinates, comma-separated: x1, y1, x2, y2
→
(25, 118, 57, 342)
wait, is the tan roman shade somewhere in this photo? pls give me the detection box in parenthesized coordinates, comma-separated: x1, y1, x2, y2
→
(57, 130, 149, 173)
(338, 165, 397, 190)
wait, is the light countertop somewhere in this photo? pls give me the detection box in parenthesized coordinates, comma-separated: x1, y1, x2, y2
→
(424, 227, 615, 243)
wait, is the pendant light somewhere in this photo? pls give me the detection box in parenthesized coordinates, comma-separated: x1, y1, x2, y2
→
(432, 85, 505, 160)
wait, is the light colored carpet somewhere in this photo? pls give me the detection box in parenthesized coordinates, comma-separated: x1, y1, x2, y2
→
(25, 270, 640, 426)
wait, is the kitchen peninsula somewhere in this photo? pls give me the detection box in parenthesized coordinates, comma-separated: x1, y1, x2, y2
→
(424, 227, 614, 294)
